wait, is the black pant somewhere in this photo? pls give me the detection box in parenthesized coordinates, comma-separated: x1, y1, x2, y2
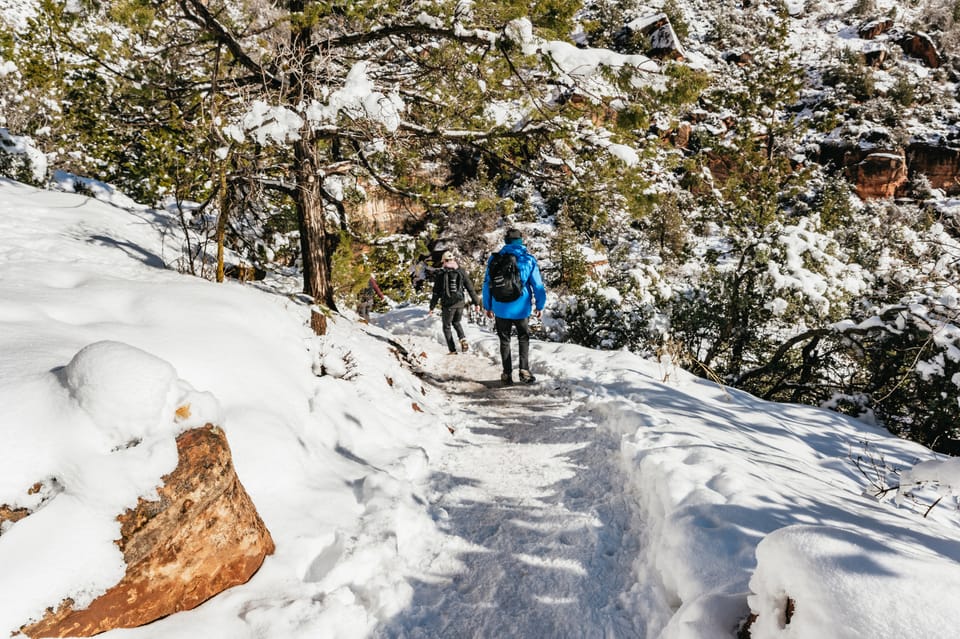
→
(495, 316, 530, 373)
(442, 305, 466, 352)
(357, 296, 373, 322)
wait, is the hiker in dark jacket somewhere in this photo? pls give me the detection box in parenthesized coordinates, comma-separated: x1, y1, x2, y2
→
(429, 251, 482, 354)
(356, 275, 385, 323)
(482, 228, 547, 384)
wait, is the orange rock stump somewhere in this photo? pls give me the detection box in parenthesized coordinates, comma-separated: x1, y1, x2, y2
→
(21, 425, 274, 637)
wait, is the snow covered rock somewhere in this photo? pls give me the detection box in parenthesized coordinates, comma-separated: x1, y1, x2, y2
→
(745, 524, 960, 639)
(617, 13, 685, 61)
(19, 425, 274, 638)
(857, 18, 893, 40)
(0, 478, 62, 535)
(64, 340, 221, 450)
(863, 43, 889, 68)
(896, 31, 941, 69)
(906, 142, 960, 195)
(849, 151, 908, 200)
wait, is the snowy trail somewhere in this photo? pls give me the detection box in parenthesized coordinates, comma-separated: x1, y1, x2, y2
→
(376, 344, 646, 639)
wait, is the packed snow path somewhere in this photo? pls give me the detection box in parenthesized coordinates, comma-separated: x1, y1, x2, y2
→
(376, 343, 645, 638)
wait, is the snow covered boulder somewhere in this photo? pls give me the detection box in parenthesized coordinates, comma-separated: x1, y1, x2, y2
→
(906, 142, 960, 195)
(20, 425, 275, 638)
(2, 341, 273, 637)
(857, 18, 893, 40)
(64, 340, 200, 450)
(616, 13, 685, 61)
(848, 151, 907, 200)
(897, 31, 941, 69)
(745, 524, 960, 639)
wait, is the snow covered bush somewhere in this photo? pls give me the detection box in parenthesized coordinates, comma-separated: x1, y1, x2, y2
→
(552, 286, 654, 351)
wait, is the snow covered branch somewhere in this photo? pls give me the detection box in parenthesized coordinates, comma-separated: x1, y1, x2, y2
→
(177, 0, 279, 89)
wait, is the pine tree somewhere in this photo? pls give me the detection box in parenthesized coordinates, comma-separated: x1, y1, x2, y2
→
(9, 0, 658, 333)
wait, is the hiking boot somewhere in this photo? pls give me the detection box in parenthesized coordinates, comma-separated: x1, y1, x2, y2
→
(518, 369, 536, 384)
(460, 338, 469, 352)
(447, 350, 458, 355)
(500, 372, 513, 386)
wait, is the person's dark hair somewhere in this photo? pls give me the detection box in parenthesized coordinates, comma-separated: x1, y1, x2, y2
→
(505, 228, 522, 241)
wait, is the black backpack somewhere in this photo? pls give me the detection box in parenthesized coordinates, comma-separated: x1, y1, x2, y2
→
(440, 268, 465, 306)
(488, 252, 523, 302)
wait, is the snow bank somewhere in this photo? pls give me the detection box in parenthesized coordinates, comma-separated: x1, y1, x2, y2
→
(510, 340, 960, 639)
(0, 180, 450, 637)
(749, 524, 960, 639)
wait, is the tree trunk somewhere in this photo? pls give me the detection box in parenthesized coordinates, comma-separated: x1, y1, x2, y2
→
(295, 132, 336, 334)
(215, 163, 228, 283)
(288, 0, 334, 335)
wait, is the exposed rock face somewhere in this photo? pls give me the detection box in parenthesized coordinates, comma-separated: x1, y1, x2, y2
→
(351, 185, 428, 234)
(863, 45, 888, 68)
(723, 51, 755, 66)
(897, 31, 941, 68)
(858, 18, 893, 40)
(906, 143, 960, 194)
(819, 137, 960, 199)
(0, 503, 29, 528)
(848, 151, 908, 200)
(671, 121, 692, 149)
(1, 479, 63, 534)
(21, 425, 274, 638)
(617, 13, 686, 60)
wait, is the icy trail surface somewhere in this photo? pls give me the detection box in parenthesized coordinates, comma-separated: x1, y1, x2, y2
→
(375, 340, 646, 639)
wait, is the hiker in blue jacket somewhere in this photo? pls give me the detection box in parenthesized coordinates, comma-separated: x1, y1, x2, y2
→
(482, 228, 547, 385)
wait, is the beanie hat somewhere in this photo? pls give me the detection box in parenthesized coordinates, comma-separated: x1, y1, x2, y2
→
(505, 228, 522, 242)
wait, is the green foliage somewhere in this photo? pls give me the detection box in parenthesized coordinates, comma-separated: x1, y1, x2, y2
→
(0, 151, 41, 185)
(617, 30, 651, 54)
(264, 206, 299, 235)
(815, 175, 858, 231)
(822, 49, 876, 102)
(668, 259, 774, 376)
(629, 62, 709, 121)
(108, 1, 156, 33)
(548, 211, 589, 291)
(330, 232, 370, 302)
(614, 104, 650, 132)
(365, 240, 420, 305)
(734, 303, 960, 456)
(564, 188, 608, 236)
(617, 169, 659, 222)
(643, 193, 687, 263)
(458, 0, 578, 37)
(529, 0, 580, 39)
(851, 0, 878, 16)
(660, 63, 711, 108)
(331, 233, 426, 308)
(888, 73, 917, 107)
(578, 0, 645, 48)
(856, 312, 960, 453)
(662, 0, 690, 41)
(5, 0, 217, 204)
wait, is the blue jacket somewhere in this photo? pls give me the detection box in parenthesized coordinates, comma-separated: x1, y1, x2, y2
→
(482, 243, 547, 320)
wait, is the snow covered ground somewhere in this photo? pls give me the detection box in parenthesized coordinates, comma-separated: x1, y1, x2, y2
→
(2, 176, 960, 639)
